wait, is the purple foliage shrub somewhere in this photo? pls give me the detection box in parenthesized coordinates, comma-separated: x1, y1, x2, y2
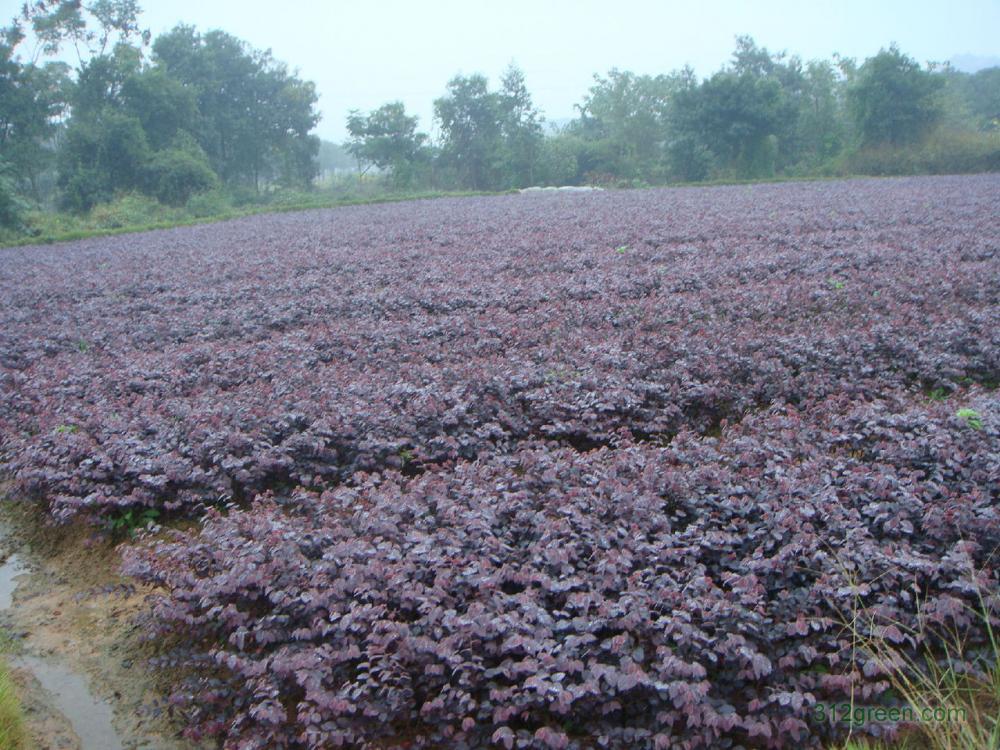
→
(123, 392, 1000, 748)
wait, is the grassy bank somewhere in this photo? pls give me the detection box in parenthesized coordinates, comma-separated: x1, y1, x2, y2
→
(0, 660, 29, 750)
(827, 557, 1000, 750)
(0, 185, 492, 249)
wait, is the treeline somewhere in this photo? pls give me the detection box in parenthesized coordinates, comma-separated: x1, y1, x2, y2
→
(3, 2, 1000, 236)
(350, 36, 1000, 190)
(2, 0, 319, 228)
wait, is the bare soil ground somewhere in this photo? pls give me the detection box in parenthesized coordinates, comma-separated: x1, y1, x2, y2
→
(0, 495, 200, 750)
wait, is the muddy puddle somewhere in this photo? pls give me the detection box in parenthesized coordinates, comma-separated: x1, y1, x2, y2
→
(8, 655, 123, 750)
(0, 552, 26, 610)
(0, 501, 199, 750)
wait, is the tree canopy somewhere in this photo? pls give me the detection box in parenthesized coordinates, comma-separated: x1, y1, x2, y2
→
(346, 102, 427, 186)
(2, 3, 320, 220)
(848, 44, 944, 146)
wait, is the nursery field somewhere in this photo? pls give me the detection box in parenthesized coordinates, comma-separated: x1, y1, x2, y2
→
(1, 175, 999, 749)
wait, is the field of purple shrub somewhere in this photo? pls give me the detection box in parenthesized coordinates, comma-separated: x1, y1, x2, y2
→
(2, 175, 999, 748)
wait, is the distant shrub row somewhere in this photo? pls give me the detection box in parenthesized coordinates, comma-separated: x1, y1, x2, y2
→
(842, 129, 1000, 177)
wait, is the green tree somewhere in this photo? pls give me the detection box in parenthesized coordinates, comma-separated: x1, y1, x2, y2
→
(70, 42, 142, 116)
(734, 37, 808, 169)
(0, 23, 68, 200)
(54, 43, 151, 209)
(152, 25, 319, 190)
(663, 66, 713, 181)
(497, 64, 543, 187)
(21, 0, 147, 64)
(88, 0, 147, 55)
(966, 67, 1000, 130)
(143, 133, 217, 205)
(573, 68, 674, 181)
(121, 67, 197, 149)
(848, 45, 944, 146)
(9, 3, 154, 209)
(57, 108, 150, 210)
(0, 157, 29, 229)
(346, 101, 427, 186)
(665, 37, 809, 179)
(695, 69, 785, 177)
(249, 55, 320, 187)
(797, 59, 847, 164)
(434, 74, 503, 190)
(536, 131, 583, 185)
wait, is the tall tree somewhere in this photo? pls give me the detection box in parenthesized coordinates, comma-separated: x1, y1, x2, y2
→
(664, 66, 712, 181)
(152, 26, 319, 189)
(497, 64, 542, 187)
(57, 107, 150, 210)
(0, 156, 29, 228)
(695, 69, 785, 177)
(668, 37, 805, 179)
(796, 59, 847, 164)
(346, 102, 427, 186)
(70, 40, 142, 116)
(20, 0, 147, 64)
(0, 23, 69, 199)
(434, 74, 502, 190)
(730, 36, 805, 170)
(966, 67, 1000, 130)
(120, 67, 197, 150)
(573, 68, 674, 180)
(848, 45, 944, 146)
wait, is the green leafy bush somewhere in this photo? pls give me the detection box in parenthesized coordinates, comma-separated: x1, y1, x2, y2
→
(185, 188, 232, 218)
(845, 129, 1000, 176)
(144, 147, 218, 206)
(58, 112, 152, 212)
(59, 167, 109, 214)
(0, 163, 28, 230)
(956, 408, 984, 430)
(88, 193, 172, 229)
(537, 134, 582, 185)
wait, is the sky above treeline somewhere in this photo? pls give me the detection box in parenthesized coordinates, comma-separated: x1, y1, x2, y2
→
(6, 0, 1000, 142)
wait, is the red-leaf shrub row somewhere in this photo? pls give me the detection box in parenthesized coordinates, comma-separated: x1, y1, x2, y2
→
(1, 176, 998, 522)
(122, 390, 1000, 749)
(1, 175, 999, 747)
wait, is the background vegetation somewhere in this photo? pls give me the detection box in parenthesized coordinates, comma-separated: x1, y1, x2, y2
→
(2, 1, 999, 243)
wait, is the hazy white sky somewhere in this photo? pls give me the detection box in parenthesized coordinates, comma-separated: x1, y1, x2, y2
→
(6, 0, 1000, 141)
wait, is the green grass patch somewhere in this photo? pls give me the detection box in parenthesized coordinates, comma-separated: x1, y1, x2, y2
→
(0, 187, 495, 249)
(955, 408, 984, 431)
(830, 560, 1000, 750)
(0, 659, 29, 750)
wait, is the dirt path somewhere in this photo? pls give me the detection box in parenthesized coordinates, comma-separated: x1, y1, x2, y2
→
(0, 498, 201, 750)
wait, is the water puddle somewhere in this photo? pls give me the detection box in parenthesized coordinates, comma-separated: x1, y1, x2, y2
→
(9, 655, 124, 750)
(0, 550, 126, 750)
(0, 552, 26, 609)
